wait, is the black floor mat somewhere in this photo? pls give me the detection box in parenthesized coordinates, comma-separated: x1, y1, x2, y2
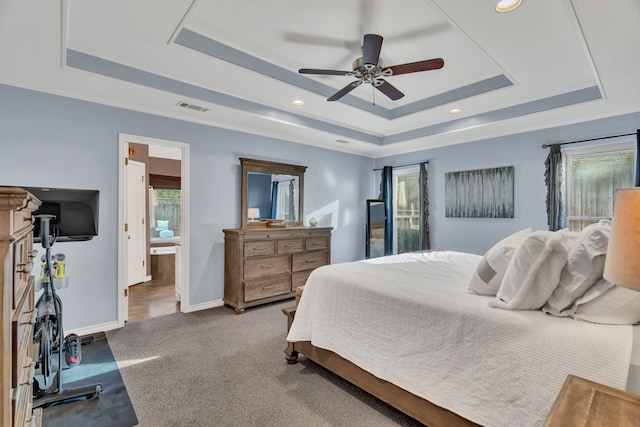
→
(39, 332, 138, 427)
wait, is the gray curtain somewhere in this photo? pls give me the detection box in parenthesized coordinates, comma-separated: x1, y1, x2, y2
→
(270, 182, 278, 219)
(544, 144, 565, 231)
(378, 166, 393, 256)
(419, 162, 430, 250)
(288, 180, 295, 221)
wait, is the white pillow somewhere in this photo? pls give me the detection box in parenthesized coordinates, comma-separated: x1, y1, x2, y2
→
(543, 221, 611, 316)
(468, 228, 532, 296)
(491, 231, 569, 310)
(573, 278, 640, 325)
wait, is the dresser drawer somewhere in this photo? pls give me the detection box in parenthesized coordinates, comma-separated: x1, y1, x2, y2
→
(244, 240, 275, 257)
(12, 207, 33, 235)
(12, 281, 35, 387)
(306, 236, 329, 251)
(13, 234, 35, 309)
(244, 255, 290, 279)
(277, 238, 304, 253)
(13, 380, 32, 427)
(292, 250, 329, 272)
(244, 275, 291, 302)
(292, 270, 312, 289)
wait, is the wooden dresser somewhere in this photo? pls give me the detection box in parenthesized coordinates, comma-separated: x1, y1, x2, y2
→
(223, 227, 331, 313)
(0, 188, 41, 427)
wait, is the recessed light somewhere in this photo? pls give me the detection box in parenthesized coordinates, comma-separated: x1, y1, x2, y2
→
(449, 108, 462, 114)
(292, 100, 304, 106)
(495, 0, 522, 13)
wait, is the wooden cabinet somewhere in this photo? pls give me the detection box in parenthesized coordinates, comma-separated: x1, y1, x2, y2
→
(223, 227, 331, 313)
(0, 187, 41, 427)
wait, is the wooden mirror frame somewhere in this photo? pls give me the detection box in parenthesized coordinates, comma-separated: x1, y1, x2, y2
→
(240, 158, 307, 228)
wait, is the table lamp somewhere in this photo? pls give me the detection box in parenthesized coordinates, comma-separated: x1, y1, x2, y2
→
(247, 208, 260, 222)
(603, 188, 640, 290)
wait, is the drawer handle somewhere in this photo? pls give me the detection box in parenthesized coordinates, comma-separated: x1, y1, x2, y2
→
(21, 362, 36, 385)
(262, 285, 276, 290)
(284, 244, 296, 248)
(261, 264, 274, 268)
(306, 259, 317, 263)
(19, 309, 36, 326)
(311, 242, 323, 246)
(16, 261, 33, 274)
(29, 249, 38, 259)
(252, 247, 267, 251)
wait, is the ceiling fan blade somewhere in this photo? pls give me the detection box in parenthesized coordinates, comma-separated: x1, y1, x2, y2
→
(362, 34, 383, 65)
(384, 58, 444, 76)
(327, 81, 362, 101)
(299, 68, 352, 76)
(375, 79, 404, 101)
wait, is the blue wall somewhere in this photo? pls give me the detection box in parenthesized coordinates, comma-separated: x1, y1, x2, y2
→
(0, 83, 373, 331)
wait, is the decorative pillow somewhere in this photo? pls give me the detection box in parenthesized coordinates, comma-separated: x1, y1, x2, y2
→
(572, 278, 640, 325)
(490, 231, 569, 310)
(543, 221, 611, 316)
(468, 228, 532, 296)
(156, 220, 169, 230)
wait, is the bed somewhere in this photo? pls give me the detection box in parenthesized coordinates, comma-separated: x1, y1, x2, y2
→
(285, 230, 640, 426)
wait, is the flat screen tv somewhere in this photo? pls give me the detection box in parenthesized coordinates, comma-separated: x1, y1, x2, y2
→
(24, 187, 100, 242)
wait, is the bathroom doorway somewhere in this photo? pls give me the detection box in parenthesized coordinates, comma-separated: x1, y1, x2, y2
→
(118, 134, 190, 326)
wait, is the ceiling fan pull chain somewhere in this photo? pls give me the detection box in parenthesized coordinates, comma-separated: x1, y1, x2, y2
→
(372, 85, 376, 106)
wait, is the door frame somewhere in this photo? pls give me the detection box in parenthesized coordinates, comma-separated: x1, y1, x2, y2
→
(117, 133, 190, 327)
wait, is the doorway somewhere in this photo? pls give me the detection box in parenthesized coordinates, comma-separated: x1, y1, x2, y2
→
(118, 134, 190, 326)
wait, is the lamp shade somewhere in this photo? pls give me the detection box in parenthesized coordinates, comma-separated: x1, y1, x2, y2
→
(247, 208, 260, 220)
(603, 188, 640, 290)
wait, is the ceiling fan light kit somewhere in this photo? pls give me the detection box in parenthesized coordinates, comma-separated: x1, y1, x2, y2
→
(299, 33, 444, 102)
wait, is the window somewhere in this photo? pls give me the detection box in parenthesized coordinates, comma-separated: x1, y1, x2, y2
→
(151, 188, 182, 237)
(393, 166, 420, 253)
(273, 178, 297, 221)
(564, 142, 635, 231)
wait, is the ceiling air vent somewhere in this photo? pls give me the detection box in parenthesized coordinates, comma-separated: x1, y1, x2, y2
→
(176, 101, 209, 113)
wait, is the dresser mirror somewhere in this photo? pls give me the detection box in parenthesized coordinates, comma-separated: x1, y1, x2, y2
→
(240, 158, 307, 228)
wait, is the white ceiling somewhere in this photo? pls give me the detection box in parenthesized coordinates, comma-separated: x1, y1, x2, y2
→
(1, 0, 638, 157)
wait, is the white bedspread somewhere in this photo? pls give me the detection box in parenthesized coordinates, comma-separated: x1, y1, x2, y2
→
(287, 251, 633, 427)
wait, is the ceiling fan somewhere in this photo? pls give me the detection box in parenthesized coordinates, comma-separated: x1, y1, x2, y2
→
(299, 33, 444, 102)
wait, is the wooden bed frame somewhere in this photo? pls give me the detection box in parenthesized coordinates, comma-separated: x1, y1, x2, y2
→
(282, 305, 480, 427)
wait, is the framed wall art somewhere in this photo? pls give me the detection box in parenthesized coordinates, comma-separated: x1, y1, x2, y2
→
(445, 166, 514, 218)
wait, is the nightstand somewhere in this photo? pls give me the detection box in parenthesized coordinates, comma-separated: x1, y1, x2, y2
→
(545, 374, 640, 427)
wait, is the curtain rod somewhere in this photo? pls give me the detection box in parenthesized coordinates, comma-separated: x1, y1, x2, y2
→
(373, 160, 429, 172)
(541, 132, 636, 149)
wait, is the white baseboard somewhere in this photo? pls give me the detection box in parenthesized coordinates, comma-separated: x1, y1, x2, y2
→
(65, 320, 121, 337)
(182, 298, 224, 313)
(63, 299, 224, 336)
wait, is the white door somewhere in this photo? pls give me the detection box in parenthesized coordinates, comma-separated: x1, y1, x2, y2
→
(127, 160, 147, 288)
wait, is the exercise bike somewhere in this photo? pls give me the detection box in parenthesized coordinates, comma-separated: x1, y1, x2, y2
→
(32, 214, 102, 408)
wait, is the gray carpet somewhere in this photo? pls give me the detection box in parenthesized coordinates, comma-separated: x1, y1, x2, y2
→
(41, 333, 138, 427)
(106, 300, 424, 427)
